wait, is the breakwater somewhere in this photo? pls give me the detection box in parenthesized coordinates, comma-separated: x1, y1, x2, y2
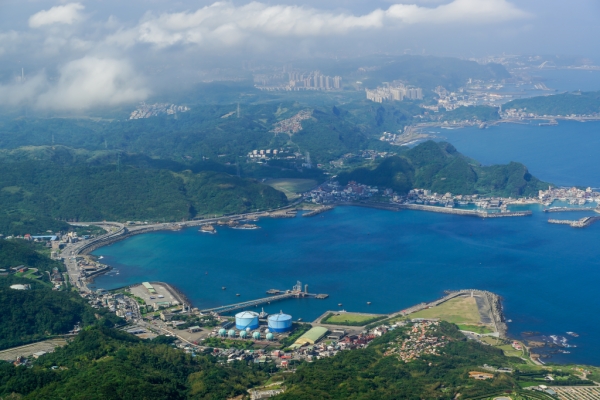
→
(399, 204, 532, 218)
(302, 205, 334, 217)
(549, 216, 600, 228)
(544, 207, 598, 213)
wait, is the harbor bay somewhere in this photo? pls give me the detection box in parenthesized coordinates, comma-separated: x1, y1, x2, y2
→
(94, 204, 600, 366)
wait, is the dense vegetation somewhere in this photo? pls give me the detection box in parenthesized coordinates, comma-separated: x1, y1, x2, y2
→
(504, 90, 600, 115)
(0, 157, 287, 235)
(278, 322, 522, 399)
(440, 105, 501, 122)
(336, 55, 510, 90)
(0, 240, 62, 273)
(337, 141, 548, 197)
(0, 240, 120, 349)
(0, 101, 407, 165)
(0, 327, 270, 399)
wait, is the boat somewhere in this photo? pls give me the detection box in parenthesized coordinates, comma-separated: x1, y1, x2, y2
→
(367, 301, 371, 305)
(297, 318, 302, 321)
(566, 331, 579, 337)
(221, 286, 226, 290)
(236, 294, 240, 297)
(338, 303, 343, 307)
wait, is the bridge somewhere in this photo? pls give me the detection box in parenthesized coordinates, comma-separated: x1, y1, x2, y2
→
(200, 292, 298, 314)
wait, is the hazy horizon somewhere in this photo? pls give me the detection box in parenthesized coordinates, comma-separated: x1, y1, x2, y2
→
(1, 0, 599, 111)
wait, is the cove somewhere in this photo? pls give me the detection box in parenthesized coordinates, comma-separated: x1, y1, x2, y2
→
(93, 205, 600, 366)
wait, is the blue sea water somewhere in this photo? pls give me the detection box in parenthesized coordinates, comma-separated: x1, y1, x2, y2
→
(94, 202, 600, 365)
(434, 120, 600, 188)
(94, 118, 600, 366)
(532, 69, 600, 92)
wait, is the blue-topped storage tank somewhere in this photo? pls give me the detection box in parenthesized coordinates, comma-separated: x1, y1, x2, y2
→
(235, 311, 259, 330)
(267, 312, 293, 333)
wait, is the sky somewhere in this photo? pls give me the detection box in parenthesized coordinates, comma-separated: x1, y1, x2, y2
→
(0, 0, 598, 111)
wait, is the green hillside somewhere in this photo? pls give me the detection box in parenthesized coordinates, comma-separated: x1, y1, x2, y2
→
(0, 240, 120, 350)
(0, 159, 287, 235)
(337, 141, 547, 197)
(504, 90, 600, 115)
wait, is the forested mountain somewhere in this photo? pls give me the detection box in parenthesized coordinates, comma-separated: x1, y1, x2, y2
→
(0, 159, 287, 235)
(337, 141, 547, 197)
(0, 101, 411, 165)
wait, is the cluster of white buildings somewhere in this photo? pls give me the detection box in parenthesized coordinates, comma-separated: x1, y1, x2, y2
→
(305, 182, 381, 204)
(255, 70, 342, 91)
(129, 103, 190, 120)
(401, 189, 513, 210)
(538, 186, 600, 206)
(384, 320, 447, 363)
(286, 71, 342, 90)
(246, 148, 295, 161)
(271, 110, 313, 135)
(366, 83, 423, 103)
(379, 132, 398, 142)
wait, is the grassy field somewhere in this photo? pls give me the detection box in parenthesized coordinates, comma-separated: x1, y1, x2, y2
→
(409, 296, 483, 325)
(456, 324, 494, 334)
(264, 179, 318, 200)
(322, 312, 386, 326)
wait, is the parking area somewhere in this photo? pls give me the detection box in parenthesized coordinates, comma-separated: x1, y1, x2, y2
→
(0, 339, 68, 361)
(130, 282, 179, 308)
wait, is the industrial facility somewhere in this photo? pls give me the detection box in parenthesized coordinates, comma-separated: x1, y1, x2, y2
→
(267, 312, 293, 333)
(235, 311, 260, 330)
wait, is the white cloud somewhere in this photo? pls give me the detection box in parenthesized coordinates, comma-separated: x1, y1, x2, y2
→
(107, 0, 528, 49)
(29, 3, 85, 28)
(0, 31, 19, 56)
(0, 58, 149, 111)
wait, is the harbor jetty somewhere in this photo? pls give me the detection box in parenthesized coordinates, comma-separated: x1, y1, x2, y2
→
(548, 216, 600, 228)
(302, 205, 334, 217)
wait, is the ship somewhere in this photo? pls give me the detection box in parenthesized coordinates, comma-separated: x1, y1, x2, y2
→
(566, 331, 579, 337)
(258, 307, 269, 319)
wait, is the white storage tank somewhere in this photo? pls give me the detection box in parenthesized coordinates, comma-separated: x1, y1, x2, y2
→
(267, 312, 293, 333)
(235, 311, 259, 330)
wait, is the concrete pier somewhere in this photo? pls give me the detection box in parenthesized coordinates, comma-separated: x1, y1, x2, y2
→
(399, 204, 532, 218)
(548, 216, 600, 228)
